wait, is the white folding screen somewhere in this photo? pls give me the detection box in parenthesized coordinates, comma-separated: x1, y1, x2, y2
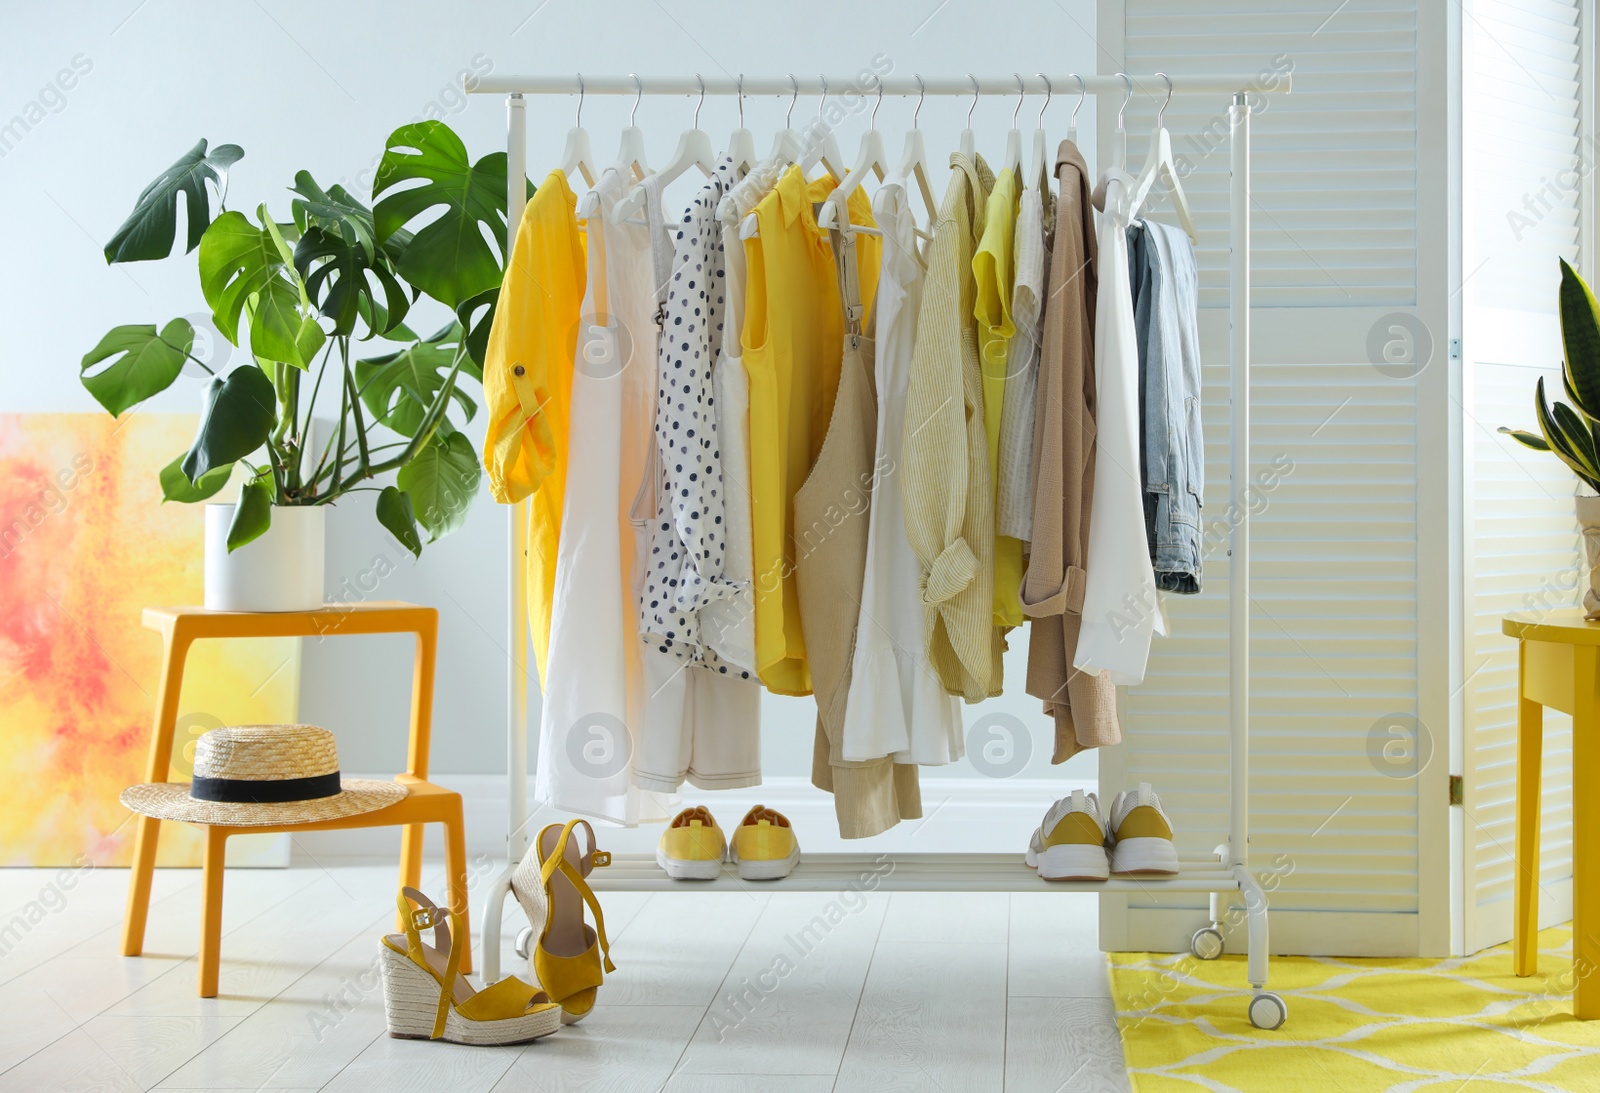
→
(1460, 0, 1585, 956)
(1098, 0, 1433, 956)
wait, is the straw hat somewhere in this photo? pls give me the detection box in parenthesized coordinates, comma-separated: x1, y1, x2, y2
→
(120, 724, 407, 827)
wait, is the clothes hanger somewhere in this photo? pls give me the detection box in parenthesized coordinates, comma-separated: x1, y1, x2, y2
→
(612, 74, 714, 223)
(959, 74, 978, 159)
(899, 74, 939, 227)
(579, 73, 649, 219)
(1028, 74, 1051, 191)
(797, 74, 846, 180)
(1126, 72, 1198, 243)
(559, 73, 597, 187)
(765, 74, 804, 168)
(1003, 74, 1024, 175)
(816, 78, 888, 230)
(1069, 73, 1086, 146)
(1092, 73, 1133, 213)
(725, 74, 757, 175)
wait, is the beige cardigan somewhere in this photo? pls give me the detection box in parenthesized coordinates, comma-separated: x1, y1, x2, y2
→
(1022, 141, 1120, 761)
(901, 152, 1004, 703)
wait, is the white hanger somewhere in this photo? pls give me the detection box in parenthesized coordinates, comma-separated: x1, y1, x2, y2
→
(959, 74, 978, 159)
(725, 74, 757, 175)
(817, 78, 888, 230)
(612, 74, 714, 223)
(1028, 74, 1051, 190)
(899, 75, 939, 226)
(1003, 74, 1024, 175)
(1069, 73, 1086, 147)
(1127, 73, 1198, 243)
(560, 73, 597, 187)
(797, 74, 845, 180)
(765, 74, 805, 169)
(614, 72, 650, 181)
(579, 73, 650, 220)
(1092, 73, 1133, 212)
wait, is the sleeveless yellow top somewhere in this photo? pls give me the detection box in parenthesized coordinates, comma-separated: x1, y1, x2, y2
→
(742, 166, 880, 695)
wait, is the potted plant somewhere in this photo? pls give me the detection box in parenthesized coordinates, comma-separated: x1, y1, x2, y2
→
(80, 123, 519, 611)
(1502, 257, 1600, 619)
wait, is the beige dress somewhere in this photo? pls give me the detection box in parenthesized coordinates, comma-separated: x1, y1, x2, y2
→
(796, 220, 922, 839)
(1022, 140, 1120, 762)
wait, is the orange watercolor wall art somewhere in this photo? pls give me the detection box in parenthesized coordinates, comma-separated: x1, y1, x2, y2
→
(0, 413, 299, 867)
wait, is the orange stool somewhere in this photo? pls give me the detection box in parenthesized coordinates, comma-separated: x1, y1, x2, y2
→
(120, 602, 470, 997)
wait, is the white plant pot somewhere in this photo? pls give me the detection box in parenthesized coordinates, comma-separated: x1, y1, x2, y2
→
(204, 504, 325, 612)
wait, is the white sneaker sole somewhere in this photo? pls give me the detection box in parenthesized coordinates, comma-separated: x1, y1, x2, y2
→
(1026, 842, 1109, 881)
(731, 845, 800, 881)
(1110, 836, 1180, 875)
(655, 848, 725, 880)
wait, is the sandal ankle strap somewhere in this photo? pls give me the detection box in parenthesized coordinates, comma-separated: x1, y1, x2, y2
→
(397, 887, 464, 1039)
(539, 820, 617, 973)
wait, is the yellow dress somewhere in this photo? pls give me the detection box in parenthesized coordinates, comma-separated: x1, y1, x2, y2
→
(973, 165, 1025, 628)
(480, 171, 587, 685)
(742, 167, 881, 696)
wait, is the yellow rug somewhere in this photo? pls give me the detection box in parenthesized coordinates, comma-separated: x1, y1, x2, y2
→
(1110, 926, 1600, 1091)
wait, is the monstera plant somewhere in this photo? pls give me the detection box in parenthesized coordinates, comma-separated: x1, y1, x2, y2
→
(80, 122, 523, 555)
(1501, 257, 1600, 617)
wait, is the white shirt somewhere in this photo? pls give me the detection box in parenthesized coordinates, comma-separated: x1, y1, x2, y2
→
(538, 166, 677, 825)
(841, 178, 964, 765)
(1074, 170, 1166, 685)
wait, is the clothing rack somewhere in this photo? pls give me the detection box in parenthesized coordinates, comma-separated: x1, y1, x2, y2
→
(466, 70, 1291, 1030)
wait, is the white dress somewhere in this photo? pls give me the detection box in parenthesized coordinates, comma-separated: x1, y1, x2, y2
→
(1073, 170, 1166, 685)
(840, 177, 964, 766)
(537, 166, 677, 825)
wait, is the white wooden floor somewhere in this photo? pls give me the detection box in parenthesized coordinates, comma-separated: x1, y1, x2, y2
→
(0, 861, 1129, 1092)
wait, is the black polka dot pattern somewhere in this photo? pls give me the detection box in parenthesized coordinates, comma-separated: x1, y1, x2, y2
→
(637, 157, 750, 679)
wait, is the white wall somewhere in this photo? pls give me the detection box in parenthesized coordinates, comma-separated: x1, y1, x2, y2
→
(1, 1, 1098, 792)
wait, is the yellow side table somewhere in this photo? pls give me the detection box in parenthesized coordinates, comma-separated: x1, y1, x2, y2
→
(120, 602, 470, 997)
(1502, 607, 1600, 1020)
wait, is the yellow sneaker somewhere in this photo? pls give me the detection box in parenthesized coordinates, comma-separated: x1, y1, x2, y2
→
(730, 805, 800, 881)
(1107, 783, 1180, 875)
(657, 806, 727, 880)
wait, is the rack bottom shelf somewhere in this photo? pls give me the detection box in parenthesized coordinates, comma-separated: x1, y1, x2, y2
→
(587, 852, 1242, 893)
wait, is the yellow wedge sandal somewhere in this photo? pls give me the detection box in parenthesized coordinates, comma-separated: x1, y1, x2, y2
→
(510, 818, 615, 1023)
(379, 887, 562, 1046)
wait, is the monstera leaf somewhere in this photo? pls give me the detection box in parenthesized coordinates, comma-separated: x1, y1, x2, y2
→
(454, 287, 498, 371)
(80, 319, 193, 416)
(354, 323, 476, 437)
(375, 485, 422, 557)
(199, 207, 326, 368)
(292, 171, 413, 338)
(372, 121, 525, 308)
(180, 365, 277, 484)
(158, 454, 232, 502)
(227, 477, 273, 551)
(103, 139, 243, 263)
(397, 428, 479, 541)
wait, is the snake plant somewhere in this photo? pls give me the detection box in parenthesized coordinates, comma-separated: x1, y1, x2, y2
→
(1500, 258, 1600, 495)
(80, 123, 525, 555)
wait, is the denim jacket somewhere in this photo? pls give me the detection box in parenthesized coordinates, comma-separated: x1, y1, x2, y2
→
(1128, 219, 1204, 594)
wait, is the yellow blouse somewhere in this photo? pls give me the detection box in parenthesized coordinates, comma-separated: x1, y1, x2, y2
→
(480, 171, 586, 685)
(743, 167, 880, 696)
(973, 165, 1025, 628)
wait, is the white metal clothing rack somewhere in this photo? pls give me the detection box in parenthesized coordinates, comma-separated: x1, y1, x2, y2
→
(466, 71, 1290, 1030)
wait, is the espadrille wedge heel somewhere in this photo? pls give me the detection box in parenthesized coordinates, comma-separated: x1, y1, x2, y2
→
(510, 819, 615, 1024)
(380, 887, 562, 1046)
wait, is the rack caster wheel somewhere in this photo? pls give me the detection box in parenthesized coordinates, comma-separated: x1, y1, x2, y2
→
(514, 925, 534, 960)
(1191, 925, 1224, 960)
(1248, 991, 1287, 1030)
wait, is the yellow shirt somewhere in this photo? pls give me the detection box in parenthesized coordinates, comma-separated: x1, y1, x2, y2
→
(743, 167, 880, 695)
(481, 171, 586, 685)
(973, 166, 1025, 628)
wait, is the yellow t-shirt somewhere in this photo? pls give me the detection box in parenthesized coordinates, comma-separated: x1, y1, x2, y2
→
(480, 171, 586, 685)
(743, 167, 881, 695)
(973, 166, 1024, 628)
